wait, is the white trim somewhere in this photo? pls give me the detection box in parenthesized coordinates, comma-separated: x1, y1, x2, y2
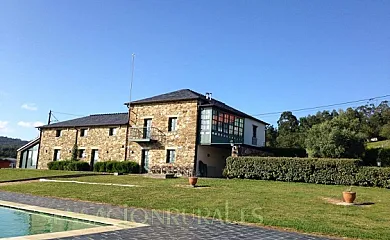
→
(16, 137, 40, 152)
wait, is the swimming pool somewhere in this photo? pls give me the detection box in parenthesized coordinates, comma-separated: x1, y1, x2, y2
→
(0, 206, 102, 238)
(0, 200, 147, 239)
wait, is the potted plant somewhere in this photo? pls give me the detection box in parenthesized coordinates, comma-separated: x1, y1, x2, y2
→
(188, 170, 198, 187)
(343, 186, 356, 203)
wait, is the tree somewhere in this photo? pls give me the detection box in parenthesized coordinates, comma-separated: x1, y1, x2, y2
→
(277, 111, 299, 132)
(265, 125, 278, 147)
(276, 111, 304, 148)
(305, 116, 366, 158)
(71, 143, 78, 161)
(380, 123, 390, 139)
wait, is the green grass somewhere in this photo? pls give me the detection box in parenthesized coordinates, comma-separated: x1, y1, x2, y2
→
(366, 140, 390, 149)
(1, 175, 390, 239)
(0, 169, 94, 182)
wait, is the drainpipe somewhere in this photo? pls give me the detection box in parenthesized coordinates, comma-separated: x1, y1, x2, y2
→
(35, 128, 43, 169)
(193, 100, 201, 176)
(124, 105, 131, 161)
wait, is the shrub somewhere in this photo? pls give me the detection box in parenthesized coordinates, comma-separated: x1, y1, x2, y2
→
(224, 157, 360, 185)
(355, 167, 390, 188)
(259, 147, 307, 157)
(93, 161, 139, 174)
(47, 160, 90, 171)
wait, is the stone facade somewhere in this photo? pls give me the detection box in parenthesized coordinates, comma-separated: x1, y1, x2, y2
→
(38, 125, 127, 169)
(16, 152, 21, 168)
(128, 100, 199, 171)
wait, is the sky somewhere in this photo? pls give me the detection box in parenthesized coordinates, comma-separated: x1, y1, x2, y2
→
(0, 0, 389, 140)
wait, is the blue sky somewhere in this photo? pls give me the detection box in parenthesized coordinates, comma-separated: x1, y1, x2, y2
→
(0, 0, 389, 140)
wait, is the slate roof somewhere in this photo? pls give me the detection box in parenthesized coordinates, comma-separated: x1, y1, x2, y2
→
(39, 113, 128, 129)
(126, 89, 268, 125)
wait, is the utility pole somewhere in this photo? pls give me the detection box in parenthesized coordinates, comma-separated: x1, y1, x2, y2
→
(47, 110, 52, 125)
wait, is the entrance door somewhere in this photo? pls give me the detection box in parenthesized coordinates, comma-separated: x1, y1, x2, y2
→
(141, 149, 149, 173)
(143, 119, 152, 139)
(90, 149, 99, 170)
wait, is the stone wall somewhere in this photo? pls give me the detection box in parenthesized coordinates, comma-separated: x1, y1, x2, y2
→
(16, 151, 21, 168)
(38, 125, 127, 169)
(128, 100, 199, 170)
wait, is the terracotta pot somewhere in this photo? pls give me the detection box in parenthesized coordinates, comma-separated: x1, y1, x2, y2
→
(189, 177, 198, 187)
(342, 191, 356, 203)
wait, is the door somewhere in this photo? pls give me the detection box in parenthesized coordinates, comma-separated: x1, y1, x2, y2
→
(141, 149, 149, 173)
(90, 149, 99, 170)
(143, 119, 152, 139)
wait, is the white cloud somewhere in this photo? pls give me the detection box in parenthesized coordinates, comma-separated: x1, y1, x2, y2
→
(17, 121, 44, 128)
(21, 103, 38, 111)
(0, 121, 10, 133)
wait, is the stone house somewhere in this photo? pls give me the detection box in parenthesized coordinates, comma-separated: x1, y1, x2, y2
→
(16, 89, 268, 177)
(16, 113, 129, 170)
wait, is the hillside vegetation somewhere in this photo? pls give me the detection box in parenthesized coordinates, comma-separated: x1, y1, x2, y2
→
(0, 136, 28, 158)
(367, 140, 390, 149)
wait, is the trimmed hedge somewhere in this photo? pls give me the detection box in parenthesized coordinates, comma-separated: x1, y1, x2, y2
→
(93, 161, 140, 174)
(355, 167, 390, 188)
(48, 160, 90, 171)
(224, 157, 359, 185)
(224, 156, 390, 188)
(259, 147, 307, 158)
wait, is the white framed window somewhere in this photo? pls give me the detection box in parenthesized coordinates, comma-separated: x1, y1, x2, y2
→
(168, 117, 178, 132)
(78, 149, 86, 159)
(166, 149, 176, 163)
(55, 130, 62, 137)
(53, 149, 61, 161)
(80, 129, 88, 137)
(109, 127, 117, 136)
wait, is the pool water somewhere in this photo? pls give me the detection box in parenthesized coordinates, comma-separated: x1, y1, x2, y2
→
(0, 206, 101, 238)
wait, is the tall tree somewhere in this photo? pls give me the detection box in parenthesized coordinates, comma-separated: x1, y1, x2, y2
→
(265, 125, 278, 147)
(276, 111, 304, 148)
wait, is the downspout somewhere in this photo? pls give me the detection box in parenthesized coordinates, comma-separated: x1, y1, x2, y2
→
(193, 100, 201, 176)
(124, 104, 130, 161)
(74, 128, 79, 159)
(35, 128, 43, 169)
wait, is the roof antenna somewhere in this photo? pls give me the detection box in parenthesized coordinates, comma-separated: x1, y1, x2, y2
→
(129, 53, 135, 106)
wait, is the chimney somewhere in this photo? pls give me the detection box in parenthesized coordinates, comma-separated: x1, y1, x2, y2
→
(205, 92, 212, 100)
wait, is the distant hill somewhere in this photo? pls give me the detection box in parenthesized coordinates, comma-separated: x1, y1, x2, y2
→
(0, 136, 29, 158)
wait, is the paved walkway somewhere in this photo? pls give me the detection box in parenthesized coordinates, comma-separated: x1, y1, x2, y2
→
(0, 191, 334, 240)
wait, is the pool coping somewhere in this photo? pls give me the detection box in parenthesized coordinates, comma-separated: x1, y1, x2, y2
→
(0, 200, 148, 240)
(0, 172, 107, 184)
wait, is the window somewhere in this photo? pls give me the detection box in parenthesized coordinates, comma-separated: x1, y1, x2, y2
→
(166, 149, 176, 163)
(80, 129, 88, 137)
(109, 128, 117, 136)
(78, 149, 86, 159)
(252, 125, 258, 138)
(53, 149, 61, 161)
(168, 117, 177, 131)
(210, 109, 244, 142)
(55, 130, 62, 137)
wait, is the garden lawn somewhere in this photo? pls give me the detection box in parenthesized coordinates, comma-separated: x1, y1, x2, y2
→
(366, 140, 390, 149)
(1, 175, 390, 240)
(0, 169, 94, 182)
